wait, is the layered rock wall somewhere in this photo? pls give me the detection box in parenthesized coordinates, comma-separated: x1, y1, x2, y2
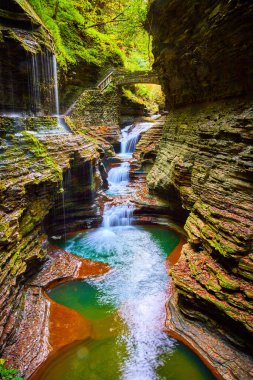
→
(0, 125, 104, 362)
(148, 0, 253, 108)
(0, 0, 56, 115)
(147, 0, 253, 348)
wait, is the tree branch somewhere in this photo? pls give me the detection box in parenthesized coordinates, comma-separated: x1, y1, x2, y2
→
(84, 6, 130, 30)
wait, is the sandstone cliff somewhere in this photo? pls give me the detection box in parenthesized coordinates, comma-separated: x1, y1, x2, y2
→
(147, 0, 253, 349)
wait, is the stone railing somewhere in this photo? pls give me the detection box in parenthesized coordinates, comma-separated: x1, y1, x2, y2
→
(97, 70, 115, 91)
(97, 69, 160, 92)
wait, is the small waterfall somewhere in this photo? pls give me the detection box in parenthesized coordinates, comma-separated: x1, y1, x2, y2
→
(30, 54, 42, 114)
(106, 161, 131, 195)
(53, 55, 60, 117)
(27, 51, 61, 117)
(108, 162, 130, 185)
(120, 122, 153, 156)
(120, 125, 132, 155)
(102, 203, 134, 228)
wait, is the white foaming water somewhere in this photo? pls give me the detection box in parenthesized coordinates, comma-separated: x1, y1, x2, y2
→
(120, 122, 154, 157)
(53, 55, 60, 117)
(84, 118, 175, 378)
(108, 161, 130, 184)
(107, 161, 131, 195)
(102, 203, 134, 229)
(87, 227, 176, 379)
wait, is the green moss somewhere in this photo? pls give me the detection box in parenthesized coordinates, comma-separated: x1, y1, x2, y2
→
(0, 222, 13, 243)
(6, 30, 41, 53)
(21, 132, 62, 181)
(28, 0, 151, 71)
(217, 273, 240, 291)
(209, 4, 221, 19)
(20, 198, 50, 236)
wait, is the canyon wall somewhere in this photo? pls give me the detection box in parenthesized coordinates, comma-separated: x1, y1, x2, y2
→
(0, 119, 104, 360)
(0, 1, 108, 369)
(147, 0, 253, 348)
(0, 0, 56, 115)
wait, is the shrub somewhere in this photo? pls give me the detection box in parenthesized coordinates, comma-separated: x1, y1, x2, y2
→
(0, 359, 24, 380)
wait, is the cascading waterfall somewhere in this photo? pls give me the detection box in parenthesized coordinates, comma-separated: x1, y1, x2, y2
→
(106, 162, 130, 195)
(2, 51, 61, 118)
(30, 54, 42, 114)
(106, 121, 154, 196)
(120, 122, 154, 157)
(42, 113, 215, 380)
(28, 51, 58, 116)
(108, 162, 130, 184)
(53, 55, 61, 122)
(102, 203, 134, 228)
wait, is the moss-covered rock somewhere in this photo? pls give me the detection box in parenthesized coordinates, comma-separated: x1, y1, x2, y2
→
(147, 0, 253, 349)
(0, 122, 106, 364)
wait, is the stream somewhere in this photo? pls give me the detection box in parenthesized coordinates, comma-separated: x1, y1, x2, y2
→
(35, 121, 215, 380)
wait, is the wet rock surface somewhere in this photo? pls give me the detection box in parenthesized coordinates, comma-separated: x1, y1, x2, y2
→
(0, 126, 106, 371)
(69, 88, 121, 143)
(133, 116, 165, 169)
(147, 0, 253, 377)
(147, 98, 253, 347)
(2, 245, 109, 379)
(166, 288, 253, 380)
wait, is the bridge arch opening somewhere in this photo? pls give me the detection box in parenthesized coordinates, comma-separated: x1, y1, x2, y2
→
(120, 83, 165, 125)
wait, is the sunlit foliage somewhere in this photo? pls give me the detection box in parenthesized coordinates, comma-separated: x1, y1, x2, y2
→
(29, 0, 152, 71)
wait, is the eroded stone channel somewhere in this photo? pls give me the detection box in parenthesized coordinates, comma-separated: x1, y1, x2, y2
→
(31, 122, 215, 380)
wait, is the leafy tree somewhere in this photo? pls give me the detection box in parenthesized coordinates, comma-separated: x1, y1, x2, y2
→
(28, 0, 152, 71)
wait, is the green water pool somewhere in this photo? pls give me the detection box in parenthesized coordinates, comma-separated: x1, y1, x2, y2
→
(40, 226, 215, 380)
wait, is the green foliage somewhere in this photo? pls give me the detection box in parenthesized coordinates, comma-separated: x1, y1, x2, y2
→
(102, 0, 152, 70)
(28, 0, 152, 71)
(0, 359, 23, 380)
(123, 84, 165, 113)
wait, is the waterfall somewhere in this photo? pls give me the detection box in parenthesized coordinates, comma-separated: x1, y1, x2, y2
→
(53, 55, 60, 117)
(30, 54, 41, 114)
(120, 122, 154, 156)
(106, 161, 131, 196)
(28, 51, 56, 116)
(106, 121, 154, 196)
(103, 121, 155, 225)
(27, 51, 60, 117)
(102, 203, 134, 228)
(108, 162, 130, 185)
(120, 125, 132, 155)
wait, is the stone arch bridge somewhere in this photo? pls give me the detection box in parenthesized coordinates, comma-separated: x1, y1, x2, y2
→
(97, 69, 160, 91)
(68, 68, 161, 143)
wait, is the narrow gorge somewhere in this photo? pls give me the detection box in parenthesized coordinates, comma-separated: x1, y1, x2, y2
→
(0, 1, 252, 380)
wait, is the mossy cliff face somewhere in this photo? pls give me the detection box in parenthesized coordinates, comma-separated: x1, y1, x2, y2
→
(0, 127, 103, 365)
(0, 0, 55, 114)
(69, 88, 121, 143)
(147, 0, 253, 346)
